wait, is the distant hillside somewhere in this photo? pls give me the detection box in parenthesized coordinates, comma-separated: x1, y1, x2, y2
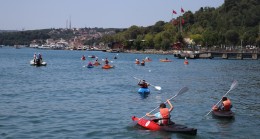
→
(102, 0, 260, 51)
(0, 28, 121, 46)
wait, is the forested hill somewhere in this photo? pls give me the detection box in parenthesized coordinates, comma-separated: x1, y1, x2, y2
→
(101, 0, 260, 50)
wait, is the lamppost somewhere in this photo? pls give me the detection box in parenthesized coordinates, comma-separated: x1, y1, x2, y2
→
(241, 39, 243, 52)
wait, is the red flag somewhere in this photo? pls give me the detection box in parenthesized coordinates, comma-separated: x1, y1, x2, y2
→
(181, 8, 185, 13)
(182, 19, 185, 25)
(172, 10, 177, 14)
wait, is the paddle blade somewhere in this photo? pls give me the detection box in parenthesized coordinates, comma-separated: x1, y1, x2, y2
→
(230, 80, 238, 90)
(154, 86, 161, 91)
(178, 87, 189, 96)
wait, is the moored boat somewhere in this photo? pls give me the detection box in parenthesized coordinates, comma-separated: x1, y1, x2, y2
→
(212, 110, 234, 119)
(132, 116, 197, 135)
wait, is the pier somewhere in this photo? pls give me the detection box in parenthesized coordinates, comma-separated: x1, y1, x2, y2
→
(199, 50, 259, 60)
(174, 49, 259, 60)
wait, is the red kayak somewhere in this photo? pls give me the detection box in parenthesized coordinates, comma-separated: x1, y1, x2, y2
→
(132, 116, 197, 135)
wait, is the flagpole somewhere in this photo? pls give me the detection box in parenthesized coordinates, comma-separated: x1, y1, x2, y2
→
(180, 16, 182, 34)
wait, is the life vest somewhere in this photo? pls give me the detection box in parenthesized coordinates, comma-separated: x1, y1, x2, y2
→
(223, 99, 232, 111)
(159, 108, 170, 125)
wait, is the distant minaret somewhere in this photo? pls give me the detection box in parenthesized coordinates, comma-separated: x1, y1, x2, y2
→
(69, 16, 71, 29)
(66, 19, 68, 29)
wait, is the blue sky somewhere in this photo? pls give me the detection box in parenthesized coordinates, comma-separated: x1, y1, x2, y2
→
(0, 0, 224, 30)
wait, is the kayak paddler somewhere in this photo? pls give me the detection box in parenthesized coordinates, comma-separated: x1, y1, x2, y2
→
(212, 97, 232, 111)
(146, 99, 174, 125)
(138, 80, 149, 88)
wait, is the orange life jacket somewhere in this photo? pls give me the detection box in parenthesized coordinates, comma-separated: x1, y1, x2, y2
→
(159, 108, 170, 125)
(222, 99, 231, 111)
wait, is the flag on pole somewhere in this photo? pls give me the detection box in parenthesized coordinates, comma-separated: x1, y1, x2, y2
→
(181, 8, 185, 13)
(172, 10, 177, 14)
(182, 18, 185, 25)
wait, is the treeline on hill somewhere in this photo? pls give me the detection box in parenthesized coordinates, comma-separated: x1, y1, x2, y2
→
(0, 29, 51, 46)
(0, 0, 259, 50)
(101, 0, 260, 50)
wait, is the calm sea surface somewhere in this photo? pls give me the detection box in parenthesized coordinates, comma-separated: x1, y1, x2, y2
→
(0, 47, 259, 139)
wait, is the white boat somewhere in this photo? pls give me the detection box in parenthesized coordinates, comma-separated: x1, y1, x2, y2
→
(30, 59, 47, 66)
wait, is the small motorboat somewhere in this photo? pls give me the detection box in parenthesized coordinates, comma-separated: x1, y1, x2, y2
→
(102, 64, 114, 69)
(30, 59, 47, 66)
(132, 116, 197, 135)
(212, 110, 234, 119)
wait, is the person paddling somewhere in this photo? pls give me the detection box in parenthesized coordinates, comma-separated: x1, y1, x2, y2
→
(212, 97, 232, 111)
(146, 99, 174, 125)
(33, 53, 37, 63)
(82, 55, 86, 60)
(141, 59, 145, 66)
(94, 59, 100, 65)
(138, 80, 149, 88)
(135, 59, 140, 64)
(88, 61, 93, 67)
(105, 58, 109, 65)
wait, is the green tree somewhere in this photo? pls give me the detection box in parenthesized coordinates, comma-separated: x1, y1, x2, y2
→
(225, 30, 239, 46)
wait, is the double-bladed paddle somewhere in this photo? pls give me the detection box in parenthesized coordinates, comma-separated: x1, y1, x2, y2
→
(205, 80, 238, 117)
(139, 87, 189, 120)
(133, 77, 162, 91)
